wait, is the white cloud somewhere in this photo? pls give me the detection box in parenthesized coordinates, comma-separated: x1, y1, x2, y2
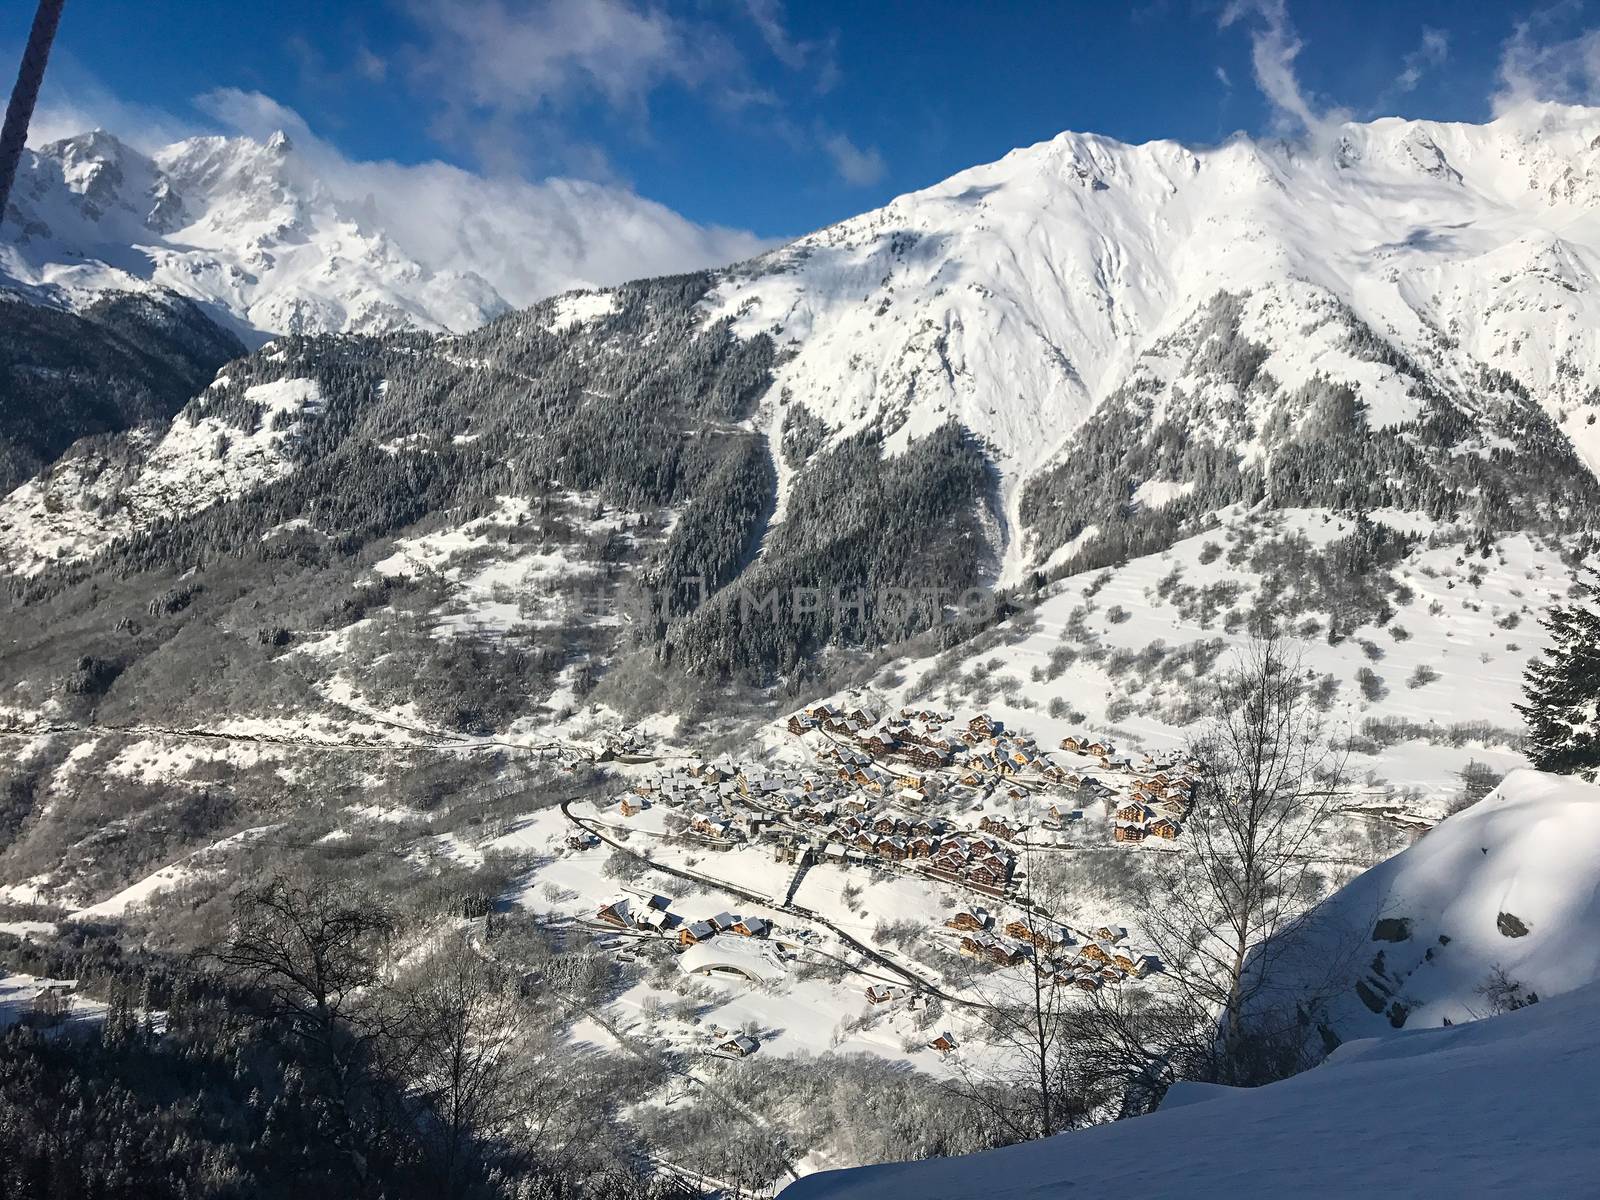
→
(1219, 0, 1349, 141)
(821, 131, 885, 187)
(404, 0, 721, 119)
(1396, 27, 1449, 94)
(1216, 65, 1233, 89)
(192, 89, 776, 308)
(1493, 10, 1600, 115)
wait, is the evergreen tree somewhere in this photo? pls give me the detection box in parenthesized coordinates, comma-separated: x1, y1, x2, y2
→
(1517, 570, 1600, 778)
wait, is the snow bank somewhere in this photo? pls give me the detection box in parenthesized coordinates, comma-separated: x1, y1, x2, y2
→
(1258, 768, 1600, 1038)
(783, 971, 1600, 1198)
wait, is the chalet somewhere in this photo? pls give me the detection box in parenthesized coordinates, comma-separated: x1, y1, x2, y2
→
(1115, 802, 1154, 824)
(732, 917, 771, 938)
(945, 907, 991, 932)
(957, 935, 988, 958)
(1004, 920, 1066, 952)
(619, 796, 648, 817)
(988, 941, 1029, 966)
(979, 815, 1020, 840)
(691, 814, 734, 839)
(596, 897, 634, 928)
(928, 1032, 957, 1054)
(786, 713, 814, 735)
(906, 744, 952, 769)
(862, 731, 899, 756)
(566, 831, 600, 850)
(967, 862, 1009, 889)
(1079, 942, 1112, 965)
(824, 841, 849, 864)
(873, 815, 900, 836)
(1060, 736, 1084, 752)
(855, 831, 882, 854)
(1113, 823, 1146, 844)
(719, 1035, 760, 1057)
(865, 985, 902, 1005)
(1094, 925, 1127, 943)
(1086, 740, 1113, 757)
(909, 834, 938, 858)
(636, 908, 669, 932)
(968, 715, 999, 736)
(879, 836, 909, 862)
(805, 703, 838, 722)
(709, 912, 741, 932)
(1111, 947, 1153, 976)
(1148, 817, 1181, 839)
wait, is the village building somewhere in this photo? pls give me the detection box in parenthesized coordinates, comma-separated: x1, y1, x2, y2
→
(945, 907, 991, 932)
(720, 1035, 761, 1057)
(678, 919, 717, 945)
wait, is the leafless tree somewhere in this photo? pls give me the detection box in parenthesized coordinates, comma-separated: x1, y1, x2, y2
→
(941, 860, 1089, 1140)
(214, 874, 407, 1194)
(1134, 634, 1350, 1083)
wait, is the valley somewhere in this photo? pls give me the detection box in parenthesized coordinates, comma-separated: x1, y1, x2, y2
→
(4, 91, 1600, 1200)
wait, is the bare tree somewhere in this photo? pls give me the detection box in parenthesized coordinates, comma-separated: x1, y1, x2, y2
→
(215, 874, 407, 1194)
(1134, 634, 1349, 1083)
(942, 859, 1088, 1140)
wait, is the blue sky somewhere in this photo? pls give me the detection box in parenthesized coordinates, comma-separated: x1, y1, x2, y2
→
(13, 0, 1600, 242)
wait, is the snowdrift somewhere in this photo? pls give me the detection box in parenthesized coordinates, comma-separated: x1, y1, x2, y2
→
(783, 961, 1600, 1198)
(1260, 767, 1600, 1038)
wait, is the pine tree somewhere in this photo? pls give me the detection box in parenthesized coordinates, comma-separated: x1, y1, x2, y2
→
(1517, 570, 1600, 778)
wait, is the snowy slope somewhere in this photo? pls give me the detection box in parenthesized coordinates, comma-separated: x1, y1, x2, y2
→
(1258, 768, 1600, 1038)
(781, 972, 1600, 1199)
(0, 373, 323, 575)
(701, 102, 1600, 573)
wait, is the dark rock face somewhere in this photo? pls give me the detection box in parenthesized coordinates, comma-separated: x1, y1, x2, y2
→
(1497, 912, 1531, 938)
(1372, 917, 1412, 942)
(1355, 979, 1388, 1014)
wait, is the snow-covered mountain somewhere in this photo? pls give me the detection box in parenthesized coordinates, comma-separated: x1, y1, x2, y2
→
(1, 129, 508, 342)
(5, 105, 1600, 783)
(702, 100, 1600, 580)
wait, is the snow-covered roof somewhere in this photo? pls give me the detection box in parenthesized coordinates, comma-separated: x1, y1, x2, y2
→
(679, 935, 788, 984)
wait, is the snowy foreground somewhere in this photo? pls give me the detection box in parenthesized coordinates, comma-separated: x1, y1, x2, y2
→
(784, 768, 1600, 1197)
(785, 965, 1598, 1198)
(1270, 768, 1600, 1038)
